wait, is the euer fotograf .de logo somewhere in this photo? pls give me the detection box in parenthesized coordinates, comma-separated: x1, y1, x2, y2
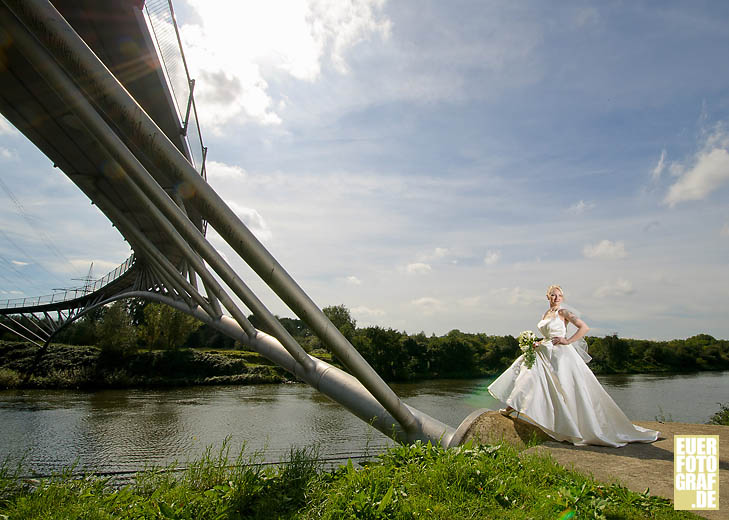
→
(674, 435, 719, 511)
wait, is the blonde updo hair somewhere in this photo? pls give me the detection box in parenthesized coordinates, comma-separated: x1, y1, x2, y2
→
(546, 284, 563, 297)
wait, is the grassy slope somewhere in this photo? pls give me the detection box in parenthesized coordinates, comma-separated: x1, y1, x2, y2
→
(0, 441, 700, 520)
(0, 341, 291, 389)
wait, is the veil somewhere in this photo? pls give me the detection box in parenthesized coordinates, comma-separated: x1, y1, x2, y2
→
(561, 303, 592, 364)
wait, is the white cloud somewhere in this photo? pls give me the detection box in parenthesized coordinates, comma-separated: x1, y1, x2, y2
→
(416, 247, 450, 262)
(411, 296, 443, 315)
(345, 275, 362, 285)
(11, 260, 29, 267)
(416, 247, 463, 265)
(568, 200, 595, 214)
(227, 202, 273, 242)
(351, 305, 385, 318)
(406, 262, 432, 275)
(0, 116, 17, 135)
(574, 7, 599, 27)
(0, 147, 17, 160)
(668, 162, 683, 177)
(308, 0, 392, 75)
(513, 256, 542, 271)
(643, 220, 661, 232)
(651, 149, 666, 181)
(206, 160, 246, 180)
(459, 295, 482, 308)
(488, 287, 542, 306)
(665, 148, 729, 206)
(595, 279, 634, 298)
(68, 259, 121, 274)
(179, 0, 390, 130)
(483, 250, 501, 265)
(582, 240, 627, 260)
(665, 127, 729, 206)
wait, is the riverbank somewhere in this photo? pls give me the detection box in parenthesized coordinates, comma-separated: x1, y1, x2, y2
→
(0, 341, 292, 390)
(0, 439, 698, 519)
(2, 339, 729, 391)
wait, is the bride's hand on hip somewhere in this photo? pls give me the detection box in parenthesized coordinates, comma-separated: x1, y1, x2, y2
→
(552, 337, 567, 345)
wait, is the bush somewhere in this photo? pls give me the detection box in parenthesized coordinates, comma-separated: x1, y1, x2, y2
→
(96, 301, 137, 356)
(708, 403, 729, 426)
(0, 368, 21, 389)
(140, 303, 202, 350)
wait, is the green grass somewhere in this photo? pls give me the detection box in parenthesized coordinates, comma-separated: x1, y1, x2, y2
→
(707, 402, 729, 426)
(0, 441, 699, 520)
(0, 341, 290, 390)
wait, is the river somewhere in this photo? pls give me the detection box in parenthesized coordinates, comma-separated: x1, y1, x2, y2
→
(1, 371, 727, 477)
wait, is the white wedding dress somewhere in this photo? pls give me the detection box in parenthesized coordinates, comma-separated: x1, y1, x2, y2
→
(488, 309, 659, 447)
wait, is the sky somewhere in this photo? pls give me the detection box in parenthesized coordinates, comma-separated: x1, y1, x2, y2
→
(1, 0, 729, 340)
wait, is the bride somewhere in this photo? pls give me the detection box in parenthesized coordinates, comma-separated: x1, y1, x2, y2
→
(488, 285, 659, 447)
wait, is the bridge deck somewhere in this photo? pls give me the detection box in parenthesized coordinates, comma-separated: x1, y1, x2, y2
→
(0, 0, 202, 310)
(0, 256, 137, 314)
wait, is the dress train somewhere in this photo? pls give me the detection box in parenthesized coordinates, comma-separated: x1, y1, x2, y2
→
(488, 312, 659, 447)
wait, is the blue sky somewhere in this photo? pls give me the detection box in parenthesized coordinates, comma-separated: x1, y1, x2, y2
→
(1, 0, 728, 340)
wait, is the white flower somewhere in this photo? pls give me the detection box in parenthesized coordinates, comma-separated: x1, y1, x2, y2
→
(517, 330, 537, 369)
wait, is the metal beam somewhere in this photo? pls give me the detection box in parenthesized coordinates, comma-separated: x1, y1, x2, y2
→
(0, 320, 43, 347)
(93, 192, 218, 320)
(2, 0, 419, 435)
(112, 291, 457, 446)
(0, 7, 313, 370)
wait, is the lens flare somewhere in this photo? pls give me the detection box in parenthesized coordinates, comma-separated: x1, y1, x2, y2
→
(558, 509, 575, 520)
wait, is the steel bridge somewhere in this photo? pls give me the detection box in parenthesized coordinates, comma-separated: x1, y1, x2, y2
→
(0, 0, 482, 447)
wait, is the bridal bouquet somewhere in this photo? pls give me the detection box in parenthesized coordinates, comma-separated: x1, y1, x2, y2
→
(517, 330, 537, 369)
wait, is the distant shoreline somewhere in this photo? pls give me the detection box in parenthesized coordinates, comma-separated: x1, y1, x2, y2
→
(1, 339, 727, 392)
(0, 341, 291, 391)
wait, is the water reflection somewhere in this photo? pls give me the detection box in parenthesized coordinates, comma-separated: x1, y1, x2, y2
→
(80, 390, 186, 470)
(595, 371, 729, 423)
(0, 371, 727, 476)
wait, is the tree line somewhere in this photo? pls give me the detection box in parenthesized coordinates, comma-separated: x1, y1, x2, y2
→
(1, 302, 727, 380)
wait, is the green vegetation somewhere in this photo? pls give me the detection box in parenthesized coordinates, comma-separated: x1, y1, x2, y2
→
(707, 402, 729, 426)
(1, 302, 728, 390)
(140, 303, 203, 351)
(0, 341, 289, 390)
(586, 333, 729, 374)
(257, 305, 729, 380)
(0, 441, 697, 519)
(96, 301, 138, 356)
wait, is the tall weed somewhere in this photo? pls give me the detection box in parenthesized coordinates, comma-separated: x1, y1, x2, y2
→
(1, 440, 697, 520)
(707, 402, 729, 425)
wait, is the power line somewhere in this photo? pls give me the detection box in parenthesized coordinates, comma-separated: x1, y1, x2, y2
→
(0, 229, 68, 292)
(0, 176, 84, 291)
(0, 176, 81, 273)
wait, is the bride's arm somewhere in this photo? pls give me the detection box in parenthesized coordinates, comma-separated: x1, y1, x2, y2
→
(557, 309, 590, 344)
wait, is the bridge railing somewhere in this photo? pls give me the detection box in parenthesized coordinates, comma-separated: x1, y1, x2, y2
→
(0, 255, 135, 310)
(143, 0, 207, 179)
